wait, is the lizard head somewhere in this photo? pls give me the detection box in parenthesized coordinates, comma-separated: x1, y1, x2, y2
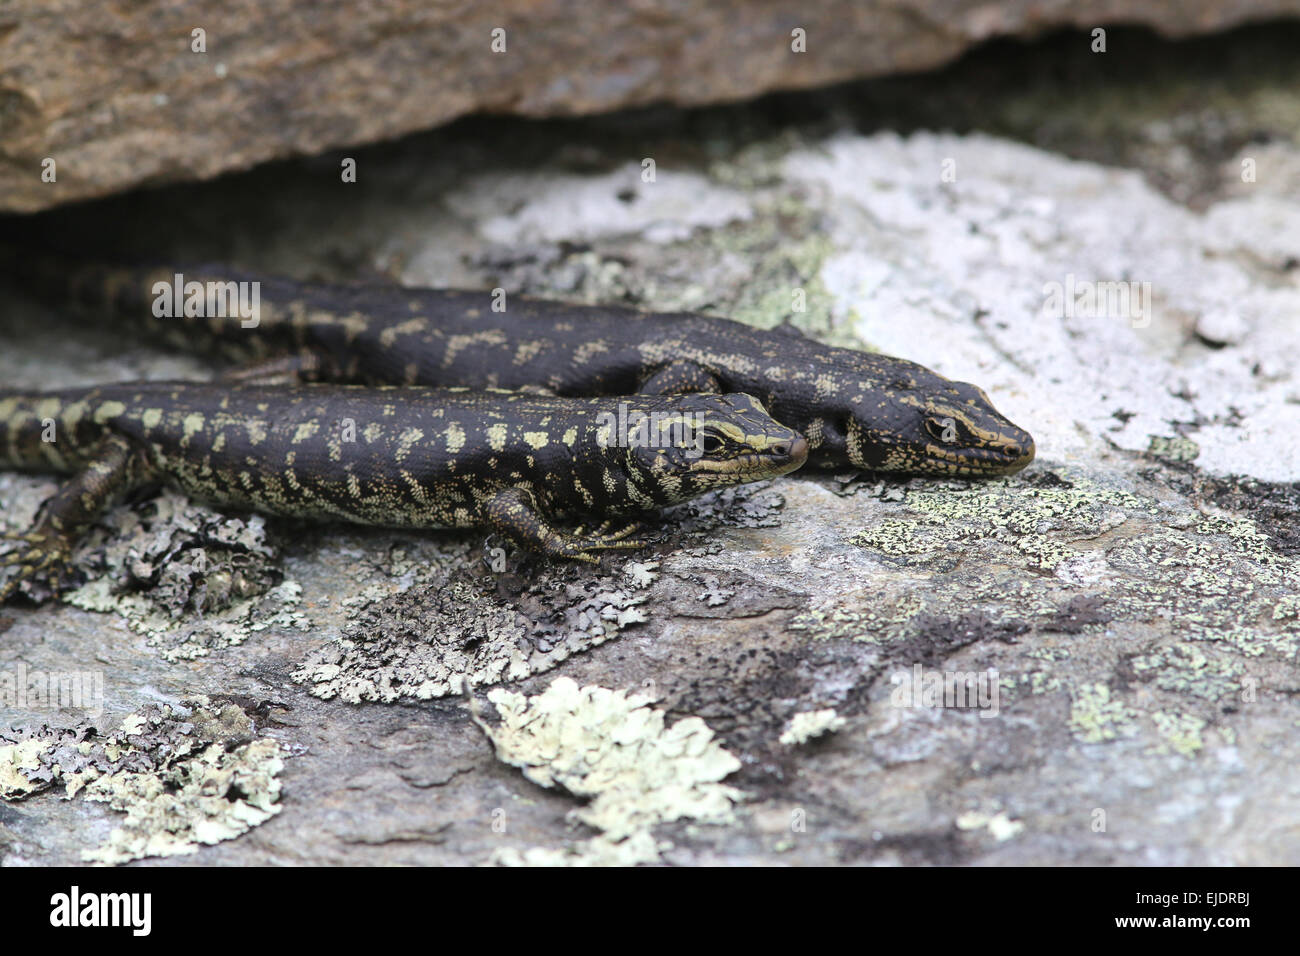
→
(622, 393, 808, 503)
(819, 363, 1035, 477)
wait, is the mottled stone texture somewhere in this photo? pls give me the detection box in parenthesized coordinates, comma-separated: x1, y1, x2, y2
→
(2, 23, 1300, 867)
(3, 0, 1300, 212)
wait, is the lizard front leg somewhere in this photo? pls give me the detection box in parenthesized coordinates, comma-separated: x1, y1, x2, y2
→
(1, 433, 142, 602)
(483, 487, 648, 563)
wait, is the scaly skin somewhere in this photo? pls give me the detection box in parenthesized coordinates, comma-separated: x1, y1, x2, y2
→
(12, 256, 1036, 477)
(0, 384, 807, 600)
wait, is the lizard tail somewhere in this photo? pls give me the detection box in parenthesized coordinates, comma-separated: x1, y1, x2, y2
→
(0, 243, 298, 363)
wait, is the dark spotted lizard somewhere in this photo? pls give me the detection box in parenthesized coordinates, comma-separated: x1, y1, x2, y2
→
(12, 257, 1036, 477)
(0, 384, 807, 601)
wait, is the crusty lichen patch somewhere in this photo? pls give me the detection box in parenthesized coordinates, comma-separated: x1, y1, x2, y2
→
(294, 480, 792, 703)
(703, 223, 853, 348)
(779, 709, 847, 746)
(789, 464, 1299, 768)
(1148, 435, 1201, 463)
(0, 696, 284, 864)
(1131, 642, 1243, 702)
(0, 737, 47, 799)
(956, 810, 1025, 842)
(69, 574, 308, 663)
(1, 484, 306, 661)
(789, 589, 927, 644)
(665, 480, 788, 536)
(294, 561, 660, 702)
(490, 831, 664, 867)
(470, 160, 856, 351)
(1069, 683, 1139, 744)
(82, 734, 283, 865)
(1149, 711, 1209, 758)
(475, 677, 743, 866)
(850, 471, 1141, 573)
(831, 468, 1300, 656)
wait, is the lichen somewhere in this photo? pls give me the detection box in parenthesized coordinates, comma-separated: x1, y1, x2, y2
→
(850, 471, 1141, 573)
(809, 468, 1300, 677)
(955, 810, 1025, 842)
(1069, 683, 1138, 744)
(1148, 435, 1201, 463)
(789, 590, 927, 644)
(0, 737, 47, 799)
(491, 831, 663, 868)
(83, 736, 283, 865)
(2, 485, 307, 661)
(663, 480, 787, 533)
(294, 479, 789, 704)
(779, 709, 846, 745)
(1150, 711, 1208, 758)
(1131, 642, 1243, 702)
(475, 677, 743, 865)
(294, 560, 659, 702)
(710, 227, 848, 347)
(0, 696, 284, 865)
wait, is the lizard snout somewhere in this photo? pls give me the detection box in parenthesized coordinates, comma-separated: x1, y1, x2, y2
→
(775, 436, 809, 463)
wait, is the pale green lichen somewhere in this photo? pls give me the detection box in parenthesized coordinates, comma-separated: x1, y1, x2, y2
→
(1019, 670, 1064, 696)
(68, 576, 309, 662)
(1150, 711, 1208, 757)
(783, 466, 1296, 775)
(721, 229, 847, 346)
(956, 810, 1025, 842)
(1147, 435, 1201, 462)
(491, 831, 663, 867)
(0, 697, 284, 865)
(0, 738, 46, 799)
(1110, 517, 1300, 658)
(475, 677, 743, 865)
(502, 170, 854, 351)
(83, 736, 283, 865)
(1273, 594, 1300, 621)
(789, 590, 926, 644)
(1131, 642, 1244, 702)
(779, 709, 847, 746)
(850, 472, 1141, 573)
(295, 482, 785, 704)
(826, 468, 1299, 663)
(1069, 683, 1138, 744)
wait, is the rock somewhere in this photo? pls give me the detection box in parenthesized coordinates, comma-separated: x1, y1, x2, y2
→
(4, 0, 1300, 213)
(1194, 309, 1249, 346)
(3, 25, 1300, 866)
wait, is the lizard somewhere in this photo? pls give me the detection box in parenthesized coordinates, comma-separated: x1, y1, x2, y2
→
(0, 383, 807, 601)
(6, 255, 1035, 478)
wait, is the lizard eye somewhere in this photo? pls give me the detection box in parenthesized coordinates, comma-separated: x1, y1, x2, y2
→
(701, 434, 725, 454)
(924, 417, 960, 443)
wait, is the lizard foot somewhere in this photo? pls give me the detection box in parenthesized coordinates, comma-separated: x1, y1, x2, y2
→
(553, 528, 651, 563)
(0, 530, 74, 603)
(567, 520, 643, 541)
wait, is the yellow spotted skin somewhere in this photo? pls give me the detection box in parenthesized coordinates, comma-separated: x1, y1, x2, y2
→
(0, 384, 807, 600)
(17, 256, 1035, 477)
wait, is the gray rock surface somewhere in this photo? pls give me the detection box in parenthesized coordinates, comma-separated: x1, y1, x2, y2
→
(4, 1, 1300, 212)
(1, 26, 1299, 865)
